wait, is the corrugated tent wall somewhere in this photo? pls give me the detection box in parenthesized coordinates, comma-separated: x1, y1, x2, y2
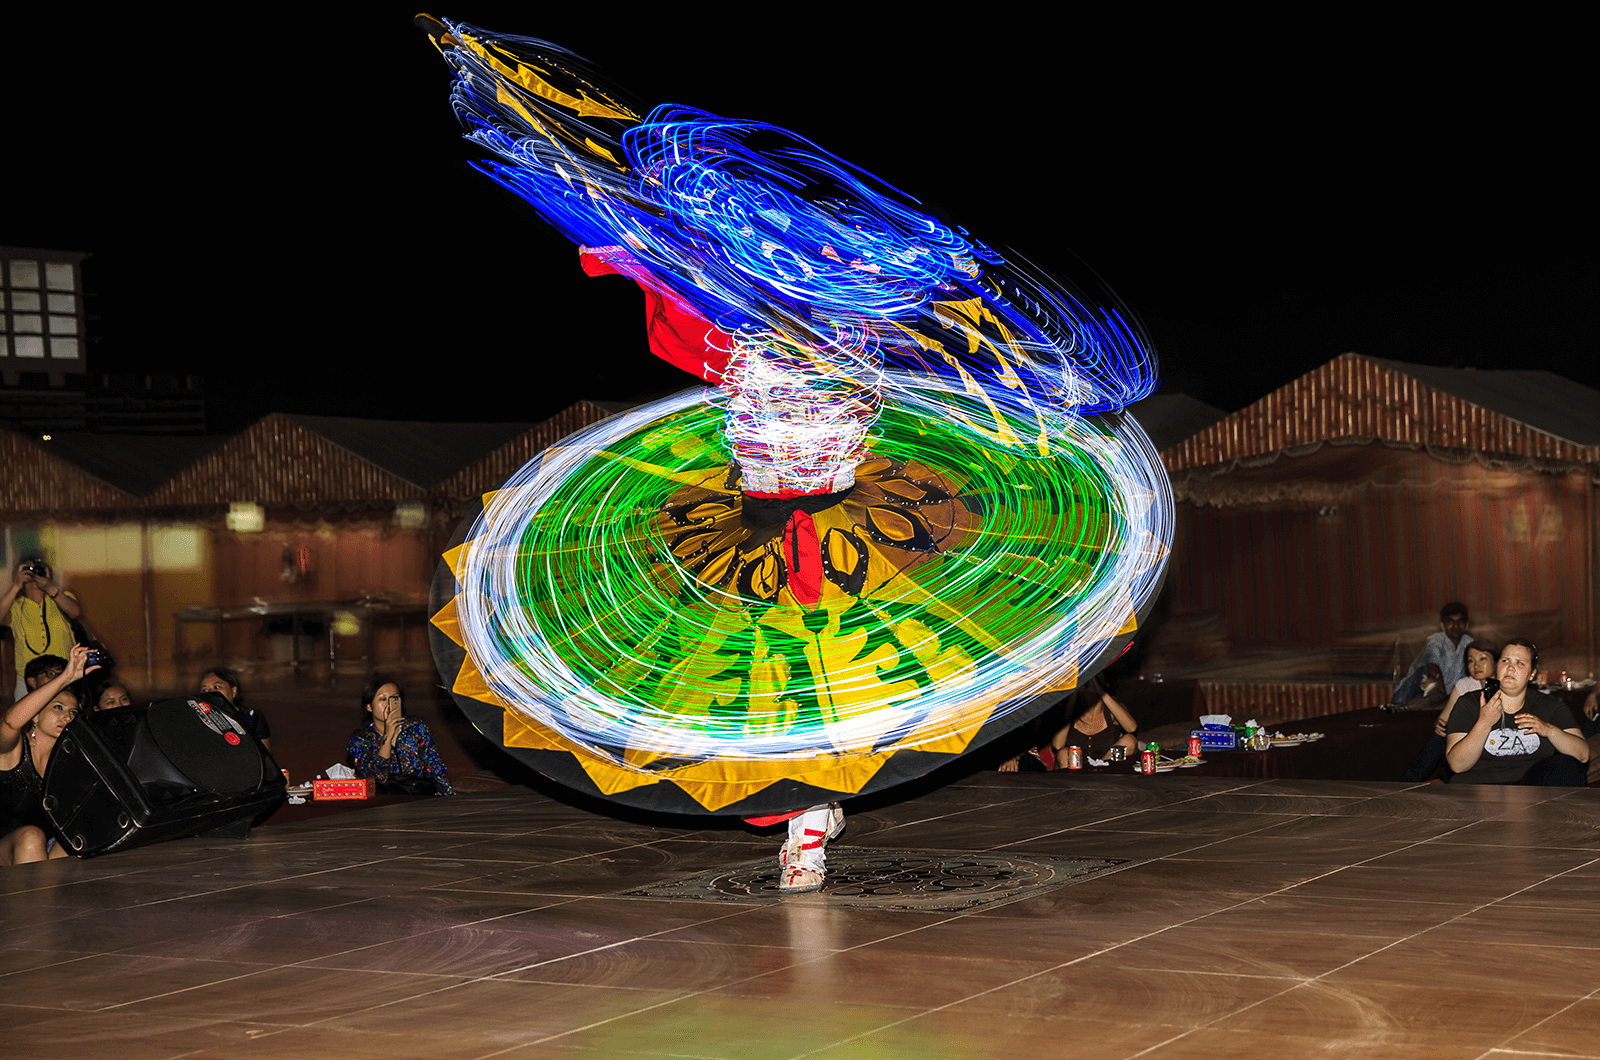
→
(1166, 452, 1591, 654)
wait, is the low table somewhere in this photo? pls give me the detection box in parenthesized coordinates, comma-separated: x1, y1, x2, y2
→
(1063, 707, 1437, 783)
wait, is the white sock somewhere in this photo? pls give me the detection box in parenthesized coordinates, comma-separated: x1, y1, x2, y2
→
(786, 803, 842, 871)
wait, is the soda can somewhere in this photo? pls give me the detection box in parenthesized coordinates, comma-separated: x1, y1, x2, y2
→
(1187, 733, 1202, 758)
(1065, 745, 1084, 770)
(1140, 746, 1157, 774)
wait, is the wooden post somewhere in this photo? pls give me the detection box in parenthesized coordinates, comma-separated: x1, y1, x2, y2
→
(141, 518, 155, 685)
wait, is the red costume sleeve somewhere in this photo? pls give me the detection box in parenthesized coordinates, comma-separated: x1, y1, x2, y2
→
(580, 247, 732, 384)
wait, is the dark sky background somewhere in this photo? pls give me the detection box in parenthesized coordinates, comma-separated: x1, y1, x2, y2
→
(6, 9, 1592, 436)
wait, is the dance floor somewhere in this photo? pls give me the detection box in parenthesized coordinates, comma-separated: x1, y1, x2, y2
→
(5, 773, 1600, 1059)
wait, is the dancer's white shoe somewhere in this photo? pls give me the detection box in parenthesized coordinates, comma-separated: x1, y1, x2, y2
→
(778, 803, 845, 894)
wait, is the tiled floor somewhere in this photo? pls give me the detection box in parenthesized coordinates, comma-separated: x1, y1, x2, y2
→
(5, 774, 1600, 1059)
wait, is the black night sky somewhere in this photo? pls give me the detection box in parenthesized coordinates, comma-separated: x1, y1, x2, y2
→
(7, 9, 1593, 436)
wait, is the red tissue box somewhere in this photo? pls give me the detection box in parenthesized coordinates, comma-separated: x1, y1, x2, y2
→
(313, 778, 375, 801)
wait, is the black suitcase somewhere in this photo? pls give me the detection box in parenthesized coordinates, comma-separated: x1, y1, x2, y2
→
(43, 693, 286, 857)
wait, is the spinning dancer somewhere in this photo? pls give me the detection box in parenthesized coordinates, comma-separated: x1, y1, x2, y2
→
(419, 17, 1174, 893)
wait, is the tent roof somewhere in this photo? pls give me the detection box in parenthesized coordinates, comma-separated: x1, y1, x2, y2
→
(1127, 393, 1227, 452)
(38, 433, 231, 498)
(1165, 353, 1600, 472)
(1370, 358, 1600, 448)
(8, 402, 622, 514)
(281, 415, 538, 490)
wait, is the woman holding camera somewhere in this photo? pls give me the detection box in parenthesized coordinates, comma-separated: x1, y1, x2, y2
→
(1, 644, 98, 865)
(2, 558, 83, 703)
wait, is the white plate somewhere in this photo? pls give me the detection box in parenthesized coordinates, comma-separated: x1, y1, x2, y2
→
(1153, 763, 1180, 773)
(1177, 757, 1206, 768)
(1270, 736, 1310, 746)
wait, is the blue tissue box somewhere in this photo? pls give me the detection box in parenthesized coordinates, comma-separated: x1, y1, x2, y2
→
(1192, 727, 1238, 750)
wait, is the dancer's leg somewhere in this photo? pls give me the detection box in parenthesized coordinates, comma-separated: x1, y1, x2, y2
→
(778, 802, 844, 894)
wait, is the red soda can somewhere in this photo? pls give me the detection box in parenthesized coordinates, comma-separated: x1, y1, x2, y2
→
(1140, 746, 1157, 774)
(1065, 745, 1084, 770)
(1187, 734, 1202, 758)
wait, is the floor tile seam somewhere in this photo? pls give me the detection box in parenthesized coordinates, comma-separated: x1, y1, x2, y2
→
(96, 896, 380, 960)
(448, 838, 709, 871)
(0, 869, 148, 897)
(1424, 839, 1600, 852)
(989, 807, 1308, 848)
(503, 956, 866, 1054)
(281, 954, 481, 982)
(226, 975, 499, 1035)
(423, 883, 624, 898)
(124, 855, 455, 906)
(1324, 821, 1541, 873)
(400, 854, 561, 866)
(1461, 856, 1600, 917)
(1168, 835, 1481, 927)
(95, 964, 290, 1011)
(421, 893, 591, 930)
(868, 791, 1081, 835)
(0, 953, 110, 981)
(339, 828, 556, 838)
(468, 1045, 723, 1060)
(1286, 878, 1584, 997)
(581, 893, 764, 911)
(289, 971, 720, 1049)
(148, 844, 640, 898)
(1051, 784, 1286, 825)
(1162, 833, 1535, 879)
(779, 953, 1314, 1060)
(476, 904, 812, 978)
(799, 911, 974, 960)
(256, 896, 595, 964)
(787, 893, 1332, 1059)
(1118, 975, 1385, 1059)
(113, 892, 380, 932)
(256, 920, 555, 969)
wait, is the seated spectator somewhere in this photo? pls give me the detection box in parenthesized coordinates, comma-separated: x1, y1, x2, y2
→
(1390, 670, 1449, 712)
(1401, 640, 1498, 782)
(1444, 639, 1587, 785)
(1391, 602, 1472, 705)
(199, 668, 271, 751)
(347, 677, 453, 795)
(995, 742, 1054, 772)
(22, 655, 67, 693)
(1436, 641, 1499, 736)
(2, 645, 99, 865)
(1050, 677, 1140, 762)
(92, 680, 133, 711)
(1576, 690, 1600, 784)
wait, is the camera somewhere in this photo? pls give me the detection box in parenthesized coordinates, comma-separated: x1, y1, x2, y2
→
(85, 648, 109, 669)
(23, 560, 48, 577)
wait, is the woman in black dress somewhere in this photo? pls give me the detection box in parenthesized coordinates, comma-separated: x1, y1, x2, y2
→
(1, 644, 97, 865)
(1050, 677, 1141, 764)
